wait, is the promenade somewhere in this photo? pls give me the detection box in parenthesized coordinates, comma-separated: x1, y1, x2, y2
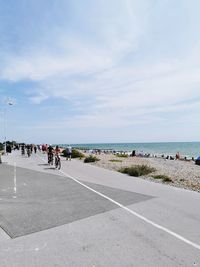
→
(0, 151, 200, 266)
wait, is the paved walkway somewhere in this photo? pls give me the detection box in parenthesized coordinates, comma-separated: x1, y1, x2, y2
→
(0, 151, 200, 266)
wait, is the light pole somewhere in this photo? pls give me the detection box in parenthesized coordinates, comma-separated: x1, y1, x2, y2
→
(4, 98, 14, 155)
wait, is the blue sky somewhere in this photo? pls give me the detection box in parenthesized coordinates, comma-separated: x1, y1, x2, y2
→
(0, 0, 200, 144)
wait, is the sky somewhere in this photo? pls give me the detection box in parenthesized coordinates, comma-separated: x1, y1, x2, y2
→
(0, 0, 200, 144)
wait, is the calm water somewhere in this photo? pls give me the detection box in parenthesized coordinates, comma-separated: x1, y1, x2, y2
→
(59, 142, 200, 159)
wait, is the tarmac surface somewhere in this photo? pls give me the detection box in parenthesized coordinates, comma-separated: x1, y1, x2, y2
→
(0, 151, 200, 266)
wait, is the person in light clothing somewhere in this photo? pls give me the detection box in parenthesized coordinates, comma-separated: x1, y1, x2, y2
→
(66, 145, 72, 161)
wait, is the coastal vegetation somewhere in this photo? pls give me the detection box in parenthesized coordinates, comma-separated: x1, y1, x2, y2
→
(109, 159, 123, 163)
(62, 149, 85, 159)
(116, 154, 128, 158)
(0, 141, 16, 151)
(119, 165, 156, 177)
(71, 149, 85, 159)
(162, 176, 173, 182)
(84, 155, 100, 163)
(0, 143, 3, 151)
(152, 174, 172, 182)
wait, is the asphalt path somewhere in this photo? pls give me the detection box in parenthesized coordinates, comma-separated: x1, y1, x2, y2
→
(0, 151, 200, 266)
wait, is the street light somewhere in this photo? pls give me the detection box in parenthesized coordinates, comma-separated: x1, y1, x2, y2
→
(4, 98, 14, 155)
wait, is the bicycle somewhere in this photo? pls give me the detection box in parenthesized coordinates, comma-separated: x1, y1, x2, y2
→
(48, 152, 54, 165)
(21, 148, 25, 156)
(55, 154, 61, 170)
(27, 148, 31, 157)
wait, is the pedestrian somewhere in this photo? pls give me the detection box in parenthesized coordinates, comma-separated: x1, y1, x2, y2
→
(175, 152, 180, 160)
(66, 145, 72, 160)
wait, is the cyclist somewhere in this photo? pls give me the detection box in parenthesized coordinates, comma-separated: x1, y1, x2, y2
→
(21, 144, 25, 156)
(55, 145, 61, 169)
(34, 145, 37, 153)
(55, 145, 60, 155)
(26, 144, 31, 157)
(47, 144, 54, 165)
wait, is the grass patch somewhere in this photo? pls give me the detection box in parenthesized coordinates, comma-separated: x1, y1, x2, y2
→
(109, 159, 123, 163)
(84, 155, 100, 163)
(116, 154, 128, 158)
(119, 165, 156, 177)
(152, 175, 168, 180)
(162, 176, 173, 182)
(152, 174, 173, 183)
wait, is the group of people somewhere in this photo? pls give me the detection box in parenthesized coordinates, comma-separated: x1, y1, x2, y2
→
(21, 144, 38, 157)
(20, 143, 62, 169)
(46, 145, 62, 169)
(19, 143, 73, 169)
(46, 144, 72, 169)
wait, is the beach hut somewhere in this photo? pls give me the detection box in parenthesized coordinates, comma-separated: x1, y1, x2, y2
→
(195, 156, 200, 165)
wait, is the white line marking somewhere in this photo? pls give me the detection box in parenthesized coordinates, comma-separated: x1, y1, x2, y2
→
(14, 162, 17, 196)
(37, 154, 200, 251)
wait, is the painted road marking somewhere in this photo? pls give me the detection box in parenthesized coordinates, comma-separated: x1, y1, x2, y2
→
(37, 154, 200, 251)
(13, 162, 17, 198)
(14, 162, 17, 194)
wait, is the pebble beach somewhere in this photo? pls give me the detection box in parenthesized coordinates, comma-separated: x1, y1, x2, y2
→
(81, 152, 200, 193)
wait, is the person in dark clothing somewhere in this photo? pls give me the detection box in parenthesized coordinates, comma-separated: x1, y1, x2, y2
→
(26, 144, 31, 157)
(47, 145, 54, 164)
(131, 150, 136, 157)
(6, 145, 12, 153)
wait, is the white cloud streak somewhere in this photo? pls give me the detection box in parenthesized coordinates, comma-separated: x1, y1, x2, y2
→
(1, 0, 200, 142)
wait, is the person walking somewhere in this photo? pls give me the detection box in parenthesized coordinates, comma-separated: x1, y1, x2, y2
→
(66, 145, 72, 161)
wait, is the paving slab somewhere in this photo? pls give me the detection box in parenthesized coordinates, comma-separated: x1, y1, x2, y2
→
(0, 164, 153, 238)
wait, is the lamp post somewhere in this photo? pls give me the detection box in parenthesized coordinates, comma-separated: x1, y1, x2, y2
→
(4, 99, 13, 155)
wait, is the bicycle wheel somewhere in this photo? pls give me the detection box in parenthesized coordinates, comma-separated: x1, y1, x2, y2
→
(58, 158, 61, 170)
(55, 156, 61, 169)
(51, 154, 54, 165)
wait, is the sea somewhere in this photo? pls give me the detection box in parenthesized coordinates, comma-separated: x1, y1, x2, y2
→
(59, 142, 200, 159)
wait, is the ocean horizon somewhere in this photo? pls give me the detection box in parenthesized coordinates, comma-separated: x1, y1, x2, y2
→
(58, 142, 200, 159)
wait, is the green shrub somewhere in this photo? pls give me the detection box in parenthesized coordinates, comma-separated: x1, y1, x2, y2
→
(116, 154, 128, 158)
(152, 174, 172, 182)
(0, 143, 4, 151)
(162, 176, 173, 182)
(109, 159, 123, 163)
(62, 149, 85, 159)
(62, 149, 67, 157)
(71, 149, 85, 158)
(84, 155, 100, 163)
(119, 165, 156, 177)
(152, 175, 168, 180)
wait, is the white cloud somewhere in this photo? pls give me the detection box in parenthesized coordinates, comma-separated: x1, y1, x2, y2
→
(28, 92, 49, 104)
(0, 47, 112, 82)
(1, 0, 200, 143)
(0, 1, 150, 82)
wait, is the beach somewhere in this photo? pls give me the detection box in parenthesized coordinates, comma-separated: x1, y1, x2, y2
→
(71, 142, 200, 159)
(79, 151, 200, 192)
